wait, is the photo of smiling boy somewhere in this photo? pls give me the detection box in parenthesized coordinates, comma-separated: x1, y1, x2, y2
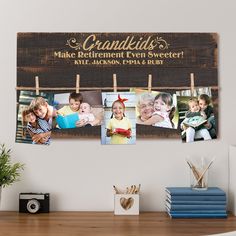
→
(15, 91, 54, 145)
(22, 108, 51, 145)
(53, 91, 104, 130)
(30, 97, 56, 130)
(57, 92, 83, 115)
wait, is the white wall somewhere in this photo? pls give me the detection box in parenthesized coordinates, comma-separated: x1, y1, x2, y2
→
(229, 146, 236, 215)
(0, 0, 236, 211)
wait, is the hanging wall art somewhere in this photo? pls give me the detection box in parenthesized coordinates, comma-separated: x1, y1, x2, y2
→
(16, 33, 218, 144)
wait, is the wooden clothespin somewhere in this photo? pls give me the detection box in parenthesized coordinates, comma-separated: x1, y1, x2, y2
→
(190, 73, 195, 97)
(113, 74, 117, 92)
(76, 74, 80, 93)
(35, 76, 39, 95)
(148, 74, 152, 93)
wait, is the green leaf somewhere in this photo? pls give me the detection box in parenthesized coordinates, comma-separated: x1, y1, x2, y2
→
(0, 144, 24, 188)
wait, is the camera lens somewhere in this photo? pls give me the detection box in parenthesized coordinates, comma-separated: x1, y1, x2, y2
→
(27, 199, 40, 213)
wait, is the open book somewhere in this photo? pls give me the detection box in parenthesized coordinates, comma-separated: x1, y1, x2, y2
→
(182, 116, 207, 128)
(56, 113, 80, 129)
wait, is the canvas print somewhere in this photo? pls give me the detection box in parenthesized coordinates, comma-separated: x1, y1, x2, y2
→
(16, 91, 54, 145)
(53, 91, 103, 130)
(101, 92, 136, 145)
(177, 87, 217, 143)
(17, 33, 218, 140)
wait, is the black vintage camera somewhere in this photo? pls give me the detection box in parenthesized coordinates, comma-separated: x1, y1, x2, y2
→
(19, 193, 50, 213)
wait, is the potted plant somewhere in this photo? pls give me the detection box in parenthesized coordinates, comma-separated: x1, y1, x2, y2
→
(0, 144, 24, 204)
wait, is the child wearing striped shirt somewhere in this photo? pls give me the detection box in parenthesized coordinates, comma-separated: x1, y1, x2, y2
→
(22, 108, 51, 145)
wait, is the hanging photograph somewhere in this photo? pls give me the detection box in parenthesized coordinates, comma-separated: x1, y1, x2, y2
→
(16, 91, 54, 145)
(53, 91, 103, 131)
(101, 92, 136, 145)
(177, 87, 217, 143)
(131, 89, 178, 129)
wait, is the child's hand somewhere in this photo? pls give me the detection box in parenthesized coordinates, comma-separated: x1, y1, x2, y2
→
(112, 129, 117, 134)
(181, 123, 187, 130)
(56, 111, 64, 116)
(200, 111, 207, 119)
(32, 133, 44, 143)
(204, 122, 212, 129)
(38, 136, 49, 144)
(76, 119, 87, 127)
(106, 129, 114, 137)
(127, 132, 131, 139)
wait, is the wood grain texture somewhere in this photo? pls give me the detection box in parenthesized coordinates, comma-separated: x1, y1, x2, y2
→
(17, 33, 217, 68)
(0, 211, 235, 236)
(17, 33, 218, 138)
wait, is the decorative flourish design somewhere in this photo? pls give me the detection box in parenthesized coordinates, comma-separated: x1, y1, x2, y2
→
(154, 37, 170, 50)
(66, 38, 81, 50)
(66, 36, 169, 51)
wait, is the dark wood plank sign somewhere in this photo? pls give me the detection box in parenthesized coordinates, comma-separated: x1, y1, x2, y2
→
(16, 33, 218, 141)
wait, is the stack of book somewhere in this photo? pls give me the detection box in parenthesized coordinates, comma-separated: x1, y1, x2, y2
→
(165, 187, 227, 218)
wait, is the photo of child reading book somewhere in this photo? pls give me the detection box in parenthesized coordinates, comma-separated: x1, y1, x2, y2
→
(101, 92, 136, 145)
(57, 92, 83, 116)
(54, 91, 103, 130)
(181, 98, 212, 143)
(177, 87, 217, 143)
(56, 92, 82, 129)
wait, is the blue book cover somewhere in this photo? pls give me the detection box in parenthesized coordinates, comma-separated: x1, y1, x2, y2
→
(166, 198, 226, 205)
(166, 193, 226, 201)
(167, 212, 227, 219)
(166, 187, 226, 196)
(56, 113, 80, 129)
(166, 202, 226, 210)
(166, 208, 227, 214)
(168, 210, 227, 214)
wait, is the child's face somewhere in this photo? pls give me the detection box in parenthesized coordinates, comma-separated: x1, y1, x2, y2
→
(112, 102, 124, 120)
(25, 112, 36, 123)
(154, 98, 171, 113)
(69, 98, 81, 112)
(33, 105, 48, 119)
(189, 101, 200, 112)
(199, 99, 207, 110)
(79, 103, 91, 114)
